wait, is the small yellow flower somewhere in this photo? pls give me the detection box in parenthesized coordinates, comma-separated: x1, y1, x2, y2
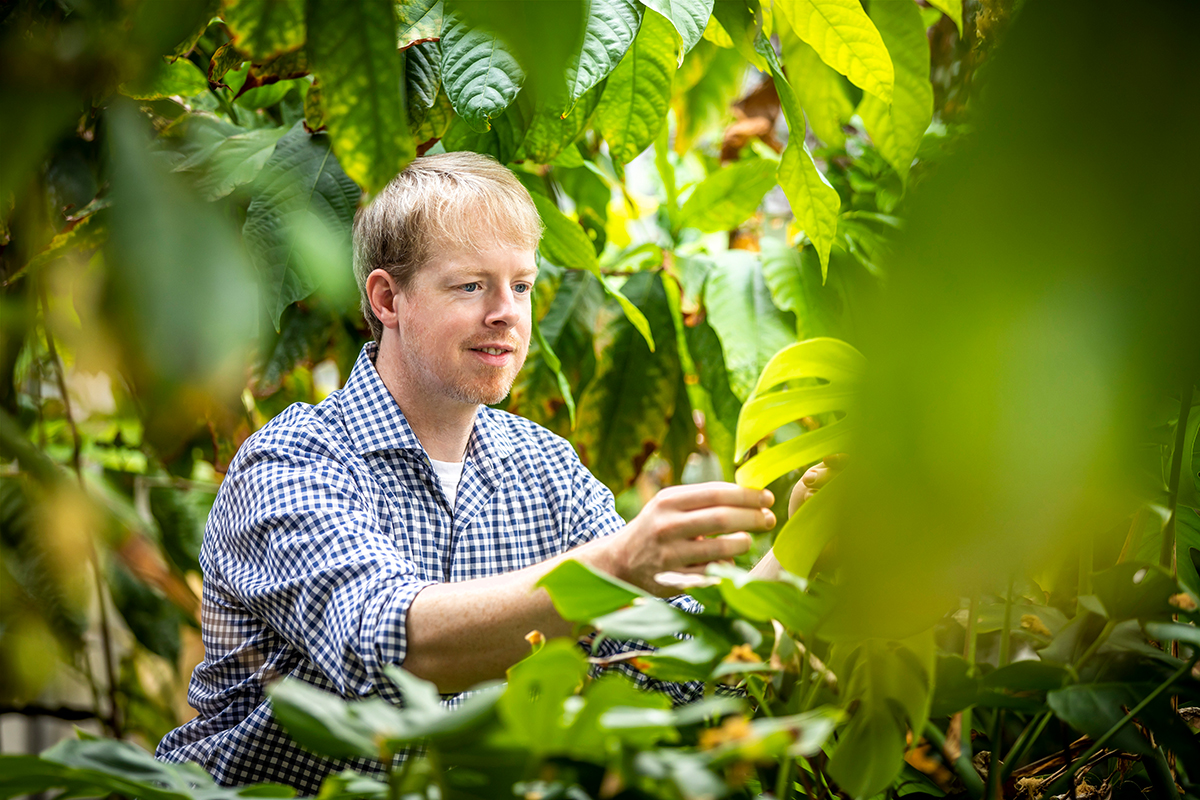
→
(723, 644, 763, 664)
(698, 715, 752, 750)
(1020, 614, 1051, 637)
(1170, 593, 1198, 611)
(524, 630, 545, 647)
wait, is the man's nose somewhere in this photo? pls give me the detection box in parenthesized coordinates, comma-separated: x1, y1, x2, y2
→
(484, 286, 521, 327)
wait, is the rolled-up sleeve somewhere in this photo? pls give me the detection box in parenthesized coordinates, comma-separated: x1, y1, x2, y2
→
(204, 438, 434, 700)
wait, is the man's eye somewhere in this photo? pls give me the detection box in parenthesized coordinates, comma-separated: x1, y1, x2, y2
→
(514, 283, 532, 295)
(461, 282, 479, 292)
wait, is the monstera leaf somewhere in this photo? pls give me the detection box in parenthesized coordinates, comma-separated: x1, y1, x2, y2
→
(734, 337, 865, 575)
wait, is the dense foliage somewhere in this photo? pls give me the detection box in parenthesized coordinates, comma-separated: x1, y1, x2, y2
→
(2, 0, 1200, 798)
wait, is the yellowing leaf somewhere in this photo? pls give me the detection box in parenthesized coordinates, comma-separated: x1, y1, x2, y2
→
(775, 0, 894, 104)
(779, 18, 853, 148)
(924, 0, 963, 35)
(221, 0, 305, 61)
(858, 0, 933, 180)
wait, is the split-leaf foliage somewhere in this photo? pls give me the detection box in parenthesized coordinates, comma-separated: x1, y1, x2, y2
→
(3, 0, 1200, 799)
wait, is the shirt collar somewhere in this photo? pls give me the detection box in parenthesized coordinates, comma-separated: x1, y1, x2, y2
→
(340, 342, 514, 464)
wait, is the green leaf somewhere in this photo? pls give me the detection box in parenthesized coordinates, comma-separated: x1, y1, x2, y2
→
(591, 599, 698, 645)
(1088, 562, 1179, 622)
(235, 77, 302, 109)
(702, 249, 796, 402)
(565, 676, 673, 755)
(531, 316, 577, 429)
(857, 0, 933, 180)
(174, 126, 286, 200)
(307, 0, 414, 194)
(414, 88, 454, 143)
(269, 679, 391, 761)
(107, 560, 185, 662)
(439, 10, 525, 131)
(826, 637, 933, 798)
(707, 564, 820, 633)
(757, 37, 841, 276)
(517, 79, 606, 165)
(775, 0, 894, 104)
(1047, 682, 1160, 756)
(574, 272, 679, 491)
(223, 0, 305, 60)
(397, 0, 444, 45)
(499, 639, 590, 751)
(640, 0, 714, 58)
(679, 156, 778, 233)
(563, 0, 643, 112)
(530, 191, 654, 350)
(733, 337, 864, 490)
(243, 123, 361, 329)
(120, 58, 210, 100)
(1178, 400, 1200, 508)
(536, 558, 649, 621)
(924, 0, 963, 36)
(405, 40, 441, 126)
(594, 9, 678, 169)
(710, 0, 768, 71)
(778, 22, 852, 148)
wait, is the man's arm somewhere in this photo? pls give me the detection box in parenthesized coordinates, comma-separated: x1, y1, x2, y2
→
(403, 482, 775, 693)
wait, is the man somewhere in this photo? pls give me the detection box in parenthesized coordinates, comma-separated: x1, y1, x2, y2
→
(157, 152, 831, 792)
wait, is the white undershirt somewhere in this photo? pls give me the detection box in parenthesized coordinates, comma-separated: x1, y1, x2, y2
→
(429, 458, 465, 508)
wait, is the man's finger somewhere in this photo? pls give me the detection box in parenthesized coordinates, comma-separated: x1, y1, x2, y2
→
(664, 506, 776, 540)
(659, 482, 774, 512)
(676, 533, 753, 566)
(823, 452, 850, 470)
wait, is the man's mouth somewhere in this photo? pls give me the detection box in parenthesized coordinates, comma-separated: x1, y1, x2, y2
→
(473, 346, 510, 355)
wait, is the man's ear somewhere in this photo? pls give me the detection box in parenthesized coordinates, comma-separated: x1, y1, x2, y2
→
(365, 269, 402, 331)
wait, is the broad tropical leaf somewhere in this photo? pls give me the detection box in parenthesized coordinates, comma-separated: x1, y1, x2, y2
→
(439, 10, 524, 131)
(573, 272, 679, 492)
(563, 0, 643, 113)
(516, 80, 606, 164)
(778, 22, 852, 148)
(222, 0, 305, 61)
(858, 0, 933, 180)
(405, 40, 441, 125)
(640, 0, 714, 59)
(397, 0, 444, 46)
(679, 156, 778, 233)
(120, 58, 210, 100)
(924, 0, 963, 35)
(173, 126, 286, 201)
(758, 37, 840, 276)
(307, 0, 414, 193)
(775, 0, 893, 103)
(594, 9, 678, 169)
(703, 249, 796, 402)
(734, 337, 865, 486)
(243, 123, 360, 329)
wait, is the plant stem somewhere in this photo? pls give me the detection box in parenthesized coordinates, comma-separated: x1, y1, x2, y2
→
(1147, 744, 1183, 800)
(1161, 382, 1195, 570)
(999, 577, 1014, 668)
(985, 709, 1004, 800)
(924, 721, 984, 799)
(1073, 618, 1116, 673)
(999, 711, 1052, 783)
(776, 756, 795, 800)
(1042, 657, 1195, 797)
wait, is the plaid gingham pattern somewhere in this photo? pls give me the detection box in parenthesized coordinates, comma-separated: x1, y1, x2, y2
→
(156, 343, 701, 793)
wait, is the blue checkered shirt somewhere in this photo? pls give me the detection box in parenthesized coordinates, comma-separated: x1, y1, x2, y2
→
(156, 343, 700, 792)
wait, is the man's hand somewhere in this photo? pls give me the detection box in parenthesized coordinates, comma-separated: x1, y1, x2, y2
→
(597, 482, 775, 596)
(788, 453, 848, 516)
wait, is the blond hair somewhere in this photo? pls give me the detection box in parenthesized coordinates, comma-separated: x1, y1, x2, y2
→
(352, 152, 544, 340)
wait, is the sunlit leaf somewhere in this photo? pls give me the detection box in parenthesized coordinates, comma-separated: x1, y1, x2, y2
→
(516, 79, 605, 165)
(308, 0, 414, 194)
(679, 156, 778, 233)
(778, 21, 852, 148)
(858, 0, 933, 180)
(120, 58, 210, 100)
(563, 0, 642, 113)
(640, 0, 714, 58)
(775, 0, 893, 104)
(397, 0, 444, 46)
(594, 9, 678, 169)
(924, 0, 963, 35)
(537, 558, 648, 622)
(702, 249, 796, 402)
(439, 11, 524, 131)
(499, 639, 589, 751)
(222, 0, 305, 61)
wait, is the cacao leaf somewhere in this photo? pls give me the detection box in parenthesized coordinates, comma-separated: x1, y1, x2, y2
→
(222, 0, 305, 61)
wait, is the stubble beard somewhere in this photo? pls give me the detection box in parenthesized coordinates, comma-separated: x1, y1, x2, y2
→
(402, 335, 528, 407)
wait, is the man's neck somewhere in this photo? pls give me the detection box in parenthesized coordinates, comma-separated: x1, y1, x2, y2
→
(374, 338, 476, 462)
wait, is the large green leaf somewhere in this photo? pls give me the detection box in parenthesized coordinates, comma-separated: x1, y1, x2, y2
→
(733, 337, 865, 488)
(1087, 561, 1179, 622)
(516, 79, 606, 164)
(702, 249, 796, 402)
(775, 0, 893, 104)
(757, 37, 841, 277)
(307, 0, 413, 194)
(857, 0, 933, 180)
(222, 0, 305, 60)
(594, 9, 679, 169)
(679, 156, 779, 233)
(530, 191, 654, 350)
(640, 0, 714, 58)
(563, 0, 643, 113)
(536, 558, 648, 621)
(243, 123, 361, 329)
(685, 318, 742, 469)
(826, 636, 934, 798)
(405, 40, 441, 126)
(573, 272, 680, 492)
(778, 21, 852, 148)
(707, 563, 820, 633)
(120, 58, 210, 100)
(397, 0, 444, 45)
(439, 10, 524, 131)
(499, 639, 590, 751)
(1047, 682, 1161, 756)
(173, 126, 286, 201)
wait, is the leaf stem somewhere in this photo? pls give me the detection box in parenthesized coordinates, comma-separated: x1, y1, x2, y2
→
(775, 755, 794, 800)
(999, 711, 1052, 783)
(1073, 618, 1116, 674)
(923, 720, 984, 799)
(999, 577, 1014, 668)
(1042, 657, 1196, 797)
(984, 709, 1004, 800)
(1162, 382, 1195, 571)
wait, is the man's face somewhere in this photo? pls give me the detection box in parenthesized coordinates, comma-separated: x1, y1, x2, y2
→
(390, 244, 537, 408)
